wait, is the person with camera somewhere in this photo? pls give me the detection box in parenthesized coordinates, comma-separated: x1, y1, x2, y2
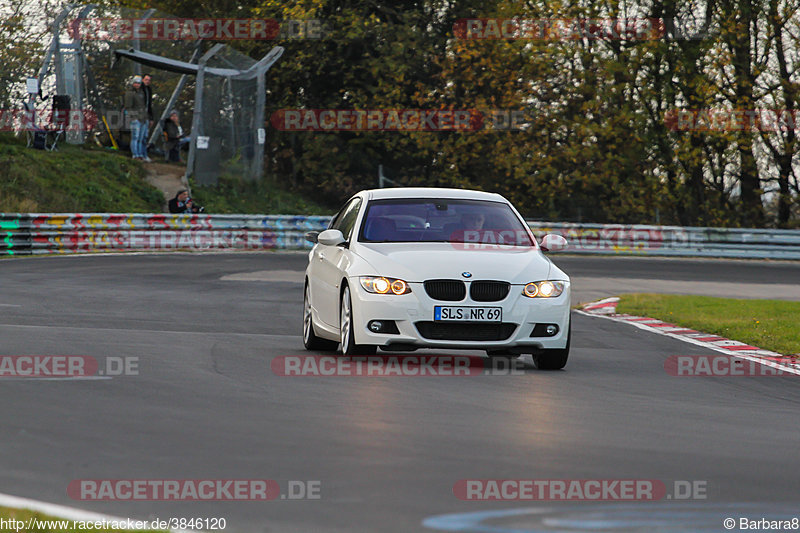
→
(168, 189, 204, 214)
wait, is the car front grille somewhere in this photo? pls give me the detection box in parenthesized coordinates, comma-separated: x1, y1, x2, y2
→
(414, 322, 517, 341)
(424, 279, 466, 301)
(469, 280, 511, 302)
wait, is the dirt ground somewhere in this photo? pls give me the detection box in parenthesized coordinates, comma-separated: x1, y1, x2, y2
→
(143, 162, 187, 212)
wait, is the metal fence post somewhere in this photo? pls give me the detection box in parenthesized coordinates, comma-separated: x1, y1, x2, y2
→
(184, 44, 225, 189)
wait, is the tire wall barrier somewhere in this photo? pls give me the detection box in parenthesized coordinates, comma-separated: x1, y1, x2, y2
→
(1, 214, 799, 259)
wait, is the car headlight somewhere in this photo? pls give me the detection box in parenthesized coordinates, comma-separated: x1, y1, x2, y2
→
(360, 276, 412, 295)
(522, 281, 565, 298)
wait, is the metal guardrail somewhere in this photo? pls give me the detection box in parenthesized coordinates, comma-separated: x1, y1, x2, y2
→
(527, 222, 800, 260)
(1, 214, 799, 259)
(0, 213, 330, 255)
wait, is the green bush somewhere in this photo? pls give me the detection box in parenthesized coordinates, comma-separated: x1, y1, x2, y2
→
(191, 173, 337, 215)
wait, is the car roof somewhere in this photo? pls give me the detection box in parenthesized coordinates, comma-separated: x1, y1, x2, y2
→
(363, 187, 507, 202)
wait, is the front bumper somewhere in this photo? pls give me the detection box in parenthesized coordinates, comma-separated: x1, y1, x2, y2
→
(348, 278, 571, 352)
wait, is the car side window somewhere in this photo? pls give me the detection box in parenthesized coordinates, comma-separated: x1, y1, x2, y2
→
(329, 198, 356, 230)
(331, 198, 362, 241)
(328, 204, 346, 229)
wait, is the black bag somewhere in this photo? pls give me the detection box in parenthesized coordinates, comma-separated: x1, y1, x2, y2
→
(32, 130, 47, 150)
(53, 95, 71, 129)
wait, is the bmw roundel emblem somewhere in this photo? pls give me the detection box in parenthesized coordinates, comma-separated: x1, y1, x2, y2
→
(461, 272, 472, 278)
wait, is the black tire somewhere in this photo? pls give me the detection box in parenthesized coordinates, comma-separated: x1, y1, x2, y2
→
(340, 284, 377, 356)
(303, 283, 338, 351)
(532, 323, 571, 370)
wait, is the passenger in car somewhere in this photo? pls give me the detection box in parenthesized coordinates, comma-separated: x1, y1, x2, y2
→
(461, 213, 486, 230)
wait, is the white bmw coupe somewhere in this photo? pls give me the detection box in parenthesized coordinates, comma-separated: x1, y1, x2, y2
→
(303, 188, 572, 369)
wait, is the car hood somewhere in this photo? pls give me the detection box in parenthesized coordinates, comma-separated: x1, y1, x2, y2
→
(354, 242, 567, 284)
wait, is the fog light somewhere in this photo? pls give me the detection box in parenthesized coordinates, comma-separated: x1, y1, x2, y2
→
(367, 320, 400, 334)
(530, 323, 559, 337)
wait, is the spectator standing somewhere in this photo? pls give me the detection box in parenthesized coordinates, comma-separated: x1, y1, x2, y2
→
(123, 76, 149, 161)
(141, 73, 154, 160)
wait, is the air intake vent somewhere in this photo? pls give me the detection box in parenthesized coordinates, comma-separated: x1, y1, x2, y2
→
(424, 279, 466, 301)
(470, 281, 510, 302)
(415, 322, 517, 341)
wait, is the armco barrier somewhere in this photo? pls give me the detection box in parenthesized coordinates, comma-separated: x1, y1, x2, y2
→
(1, 214, 799, 259)
(0, 213, 331, 255)
(527, 222, 800, 260)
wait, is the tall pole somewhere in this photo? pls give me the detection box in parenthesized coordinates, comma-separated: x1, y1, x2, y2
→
(131, 9, 156, 77)
(148, 41, 202, 147)
(184, 44, 225, 188)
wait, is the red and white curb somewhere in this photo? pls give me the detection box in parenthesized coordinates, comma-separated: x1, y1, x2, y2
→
(578, 297, 800, 376)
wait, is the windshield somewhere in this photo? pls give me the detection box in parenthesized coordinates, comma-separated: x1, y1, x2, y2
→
(358, 198, 534, 246)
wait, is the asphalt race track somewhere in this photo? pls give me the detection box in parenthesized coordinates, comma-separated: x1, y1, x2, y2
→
(1, 253, 799, 532)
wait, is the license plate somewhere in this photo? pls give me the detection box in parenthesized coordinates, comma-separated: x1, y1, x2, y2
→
(434, 306, 502, 322)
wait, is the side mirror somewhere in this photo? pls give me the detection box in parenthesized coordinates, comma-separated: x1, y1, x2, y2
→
(540, 234, 568, 252)
(304, 231, 320, 244)
(317, 229, 346, 246)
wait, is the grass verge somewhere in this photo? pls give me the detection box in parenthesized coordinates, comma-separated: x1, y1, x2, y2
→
(0, 506, 166, 533)
(615, 293, 800, 355)
(191, 174, 335, 215)
(0, 133, 163, 212)
(0, 132, 337, 215)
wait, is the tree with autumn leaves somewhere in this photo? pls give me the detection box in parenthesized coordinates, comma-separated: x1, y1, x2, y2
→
(4, 0, 800, 227)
